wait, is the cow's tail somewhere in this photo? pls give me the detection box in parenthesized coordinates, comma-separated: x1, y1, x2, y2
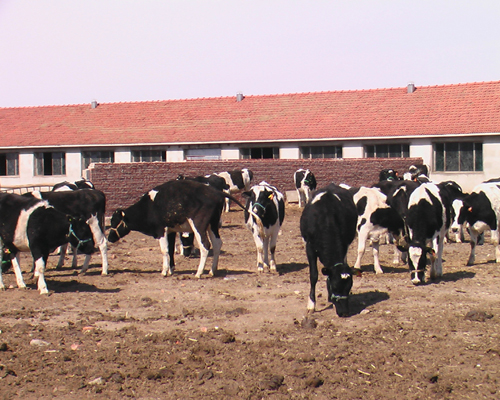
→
(221, 192, 246, 211)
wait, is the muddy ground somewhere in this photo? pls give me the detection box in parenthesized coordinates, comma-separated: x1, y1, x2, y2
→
(0, 205, 499, 399)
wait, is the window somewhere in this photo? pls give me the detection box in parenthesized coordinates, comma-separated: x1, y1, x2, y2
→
(132, 150, 166, 162)
(301, 145, 342, 159)
(240, 147, 279, 159)
(82, 151, 114, 169)
(0, 153, 19, 176)
(365, 144, 409, 158)
(434, 142, 483, 172)
(184, 148, 221, 161)
(34, 152, 66, 176)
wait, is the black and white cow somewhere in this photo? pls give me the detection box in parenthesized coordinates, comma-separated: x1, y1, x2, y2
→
(300, 184, 357, 317)
(216, 168, 254, 212)
(26, 189, 108, 275)
(352, 186, 406, 274)
(403, 164, 430, 183)
(450, 180, 500, 266)
(378, 168, 401, 182)
(108, 179, 244, 278)
(52, 178, 95, 191)
(406, 181, 464, 284)
(294, 169, 317, 207)
(176, 174, 229, 193)
(176, 174, 230, 255)
(244, 182, 285, 273)
(0, 193, 95, 294)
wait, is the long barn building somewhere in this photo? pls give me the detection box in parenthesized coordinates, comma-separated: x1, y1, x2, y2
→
(1, 80, 499, 197)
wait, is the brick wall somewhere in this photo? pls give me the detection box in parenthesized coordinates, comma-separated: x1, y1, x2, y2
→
(88, 158, 422, 216)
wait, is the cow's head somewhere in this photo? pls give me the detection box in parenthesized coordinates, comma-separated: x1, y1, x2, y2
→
(322, 263, 353, 317)
(408, 242, 432, 285)
(450, 198, 464, 234)
(108, 209, 130, 243)
(67, 216, 96, 255)
(245, 187, 276, 220)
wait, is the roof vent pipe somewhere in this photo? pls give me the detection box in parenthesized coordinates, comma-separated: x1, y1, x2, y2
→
(91, 100, 98, 109)
(236, 92, 244, 102)
(407, 83, 416, 94)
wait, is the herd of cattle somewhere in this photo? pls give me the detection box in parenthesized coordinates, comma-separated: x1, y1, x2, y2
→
(1, 165, 499, 318)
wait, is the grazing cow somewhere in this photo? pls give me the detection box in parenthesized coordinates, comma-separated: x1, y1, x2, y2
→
(27, 189, 108, 274)
(378, 169, 401, 182)
(300, 184, 357, 317)
(451, 180, 500, 266)
(406, 181, 464, 284)
(403, 164, 430, 183)
(294, 169, 317, 207)
(108, 180, 244, 278)
(0, 193, 95, 294)
(244, 182, 285, 273)
(216, 168, 254, 212)
(352, 187, 406, 274)
(52, 179, 95, 191)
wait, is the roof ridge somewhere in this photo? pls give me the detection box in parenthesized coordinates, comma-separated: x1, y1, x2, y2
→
(2, 79, 500, 110)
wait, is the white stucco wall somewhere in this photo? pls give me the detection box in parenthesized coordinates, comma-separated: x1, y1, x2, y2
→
(166, 148, 185, 162)
(221, 148, 240, 160)
(342, 143, 364, 158)
(280, 146, 300, 159)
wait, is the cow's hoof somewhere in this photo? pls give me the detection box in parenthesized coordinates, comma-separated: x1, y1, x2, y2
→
(194, 274, 202, 279)
(0, 286, 5, 291)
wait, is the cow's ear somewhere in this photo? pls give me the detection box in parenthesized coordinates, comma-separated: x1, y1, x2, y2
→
(321, 267, 329, 276)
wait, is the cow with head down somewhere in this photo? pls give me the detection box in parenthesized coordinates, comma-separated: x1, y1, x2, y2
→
(300, 184, 357, 317)
(244, 182, 285, 273)
(451, 180, 500, 266)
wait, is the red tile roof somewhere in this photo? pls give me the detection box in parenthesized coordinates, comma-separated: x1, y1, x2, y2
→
(1, 81, 500, 148)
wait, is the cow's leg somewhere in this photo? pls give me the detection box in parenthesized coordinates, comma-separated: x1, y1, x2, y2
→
(269, 229, 279, 272)
(32, 256, 48, 295)
(159, 233, 176, 276)
(252, 232, 265, 272)
(84, 215, 108, 275)
(188, 220, 211, 278)
(56, 243, 69, 270)
(371, 240, 384, 274)
(467, 229, 478, 266)
(305, 242, 318, 312)
(296, 189, 303, 208)
(353, 228, 368, 271)
(11, 254, 27, 290)
(491, 229, 500, 263)
(207, 228, 222, 277)
(431, 233, 445, 280)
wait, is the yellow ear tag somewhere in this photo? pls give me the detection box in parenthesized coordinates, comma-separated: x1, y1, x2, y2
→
(268, 193, 274, 200)
(468, 207, 473, 212)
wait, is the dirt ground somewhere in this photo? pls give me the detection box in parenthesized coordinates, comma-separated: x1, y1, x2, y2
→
(0, 204, 499, 399)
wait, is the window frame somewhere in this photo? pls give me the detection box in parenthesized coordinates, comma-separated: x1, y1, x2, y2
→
(34, 151, 66, 176)
(131, 149, 166, 162)
(82, 150, 115, 170)
(300, 145, 343, 159)
(434, 142, 483, 172)
(364, 143, 410, 158)
(0, 152, 19, 176)
(240, 147, 279, 159)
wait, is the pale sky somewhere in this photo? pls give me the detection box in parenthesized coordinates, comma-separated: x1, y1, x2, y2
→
(0, 0, 499, 108)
